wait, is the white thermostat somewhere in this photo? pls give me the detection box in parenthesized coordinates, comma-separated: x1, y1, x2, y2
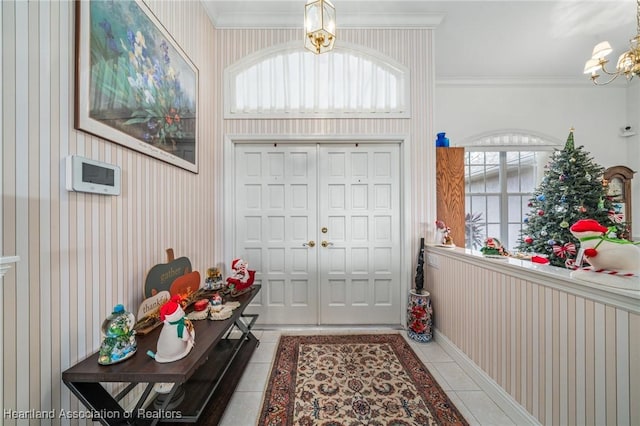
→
(66, 155, 121, 195)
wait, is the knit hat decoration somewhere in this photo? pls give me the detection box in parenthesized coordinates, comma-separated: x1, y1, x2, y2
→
(159, 295, 183, 322)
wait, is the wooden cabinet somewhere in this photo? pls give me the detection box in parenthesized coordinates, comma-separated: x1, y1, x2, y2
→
(436, 147, 466, 247)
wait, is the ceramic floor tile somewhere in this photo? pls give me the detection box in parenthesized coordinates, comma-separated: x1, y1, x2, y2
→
(255, 330, 281, 342)
(226, 328, 243, 339)
(424, 362, 452, 391)
(235, 362, 271, 392)
(455, 390, 517, 426)
(445, 390, 481, 426)
(405, 341, 452, 366)
(250, 341, 277, 363)
(429, 362, 481, 391)
(404, 341, 432, 362)
(218, 391, 264, 426)
(228, 329, 524, 426)
(416, 341, 454, 362)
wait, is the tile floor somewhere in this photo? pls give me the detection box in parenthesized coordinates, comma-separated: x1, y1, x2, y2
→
(219, 327, 519, 426)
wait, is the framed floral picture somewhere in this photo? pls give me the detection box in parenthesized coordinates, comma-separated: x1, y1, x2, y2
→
(75, 0, 198, 173)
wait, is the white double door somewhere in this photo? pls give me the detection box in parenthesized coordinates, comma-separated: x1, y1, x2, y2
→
(234, 143, 400, 325)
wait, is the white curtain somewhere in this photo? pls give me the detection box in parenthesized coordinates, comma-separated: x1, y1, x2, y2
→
(230, 48, 406, 115)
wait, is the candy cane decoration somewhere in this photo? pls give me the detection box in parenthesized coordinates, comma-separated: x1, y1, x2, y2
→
(553, 242, 576, 258)
(607, 210, 624, 224)
(565, 259, 637, 277)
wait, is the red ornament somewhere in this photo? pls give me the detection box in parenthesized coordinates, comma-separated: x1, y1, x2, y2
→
(537, 209, 544, 216)
(524, 236, 533, 244)
(584, 248, 598, 257)
(194, 299, 209, 312)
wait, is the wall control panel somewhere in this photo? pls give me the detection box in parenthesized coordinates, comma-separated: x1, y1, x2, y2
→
(65, 155, 121, 195)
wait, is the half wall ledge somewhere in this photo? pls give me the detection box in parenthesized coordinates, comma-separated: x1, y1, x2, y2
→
(0, 256, 20, 278)
(425, 245, 639, 314)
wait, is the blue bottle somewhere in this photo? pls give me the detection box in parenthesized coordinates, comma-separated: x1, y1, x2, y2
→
(435, 132, 450, 147)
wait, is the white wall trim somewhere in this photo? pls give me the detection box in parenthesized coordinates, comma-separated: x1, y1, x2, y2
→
(436, 76, 630, 88)
(426, 246, 640, 314)
(0, 256, 20, 277)
(0, 255, 19, 426)
(207, 12, 444, 29)
(434, 329, 541, 426)
(223, 133, 412, 326)
(226, 134, 409, 144)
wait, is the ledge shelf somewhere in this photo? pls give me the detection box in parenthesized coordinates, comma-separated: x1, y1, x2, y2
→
(0, 256, 20, 278)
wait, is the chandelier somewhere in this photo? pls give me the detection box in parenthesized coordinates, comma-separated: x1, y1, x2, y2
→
(584, 0, 640, 85)
(304, 0, 336, 54)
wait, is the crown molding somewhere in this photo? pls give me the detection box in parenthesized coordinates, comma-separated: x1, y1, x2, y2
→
(207, 12, 444, 29)
(435, 75, 631, 88)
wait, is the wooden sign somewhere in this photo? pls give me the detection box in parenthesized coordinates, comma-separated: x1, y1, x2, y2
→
(144, 248, 192, 298)
(136, 291, 170, 320)
(170, 271, 201, 299)
(134, 291, 170, 335)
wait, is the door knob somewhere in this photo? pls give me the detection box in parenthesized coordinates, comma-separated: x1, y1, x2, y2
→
(321, 240, 334, 247)
(303, 241, 316, 247)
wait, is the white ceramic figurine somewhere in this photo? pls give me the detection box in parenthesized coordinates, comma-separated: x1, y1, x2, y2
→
(147, 295, 195, 363)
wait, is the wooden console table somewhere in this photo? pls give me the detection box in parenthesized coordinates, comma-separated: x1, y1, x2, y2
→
(62, 285, 261, 425)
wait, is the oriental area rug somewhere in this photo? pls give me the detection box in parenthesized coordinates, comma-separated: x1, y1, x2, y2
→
(257, 334, 469, 426)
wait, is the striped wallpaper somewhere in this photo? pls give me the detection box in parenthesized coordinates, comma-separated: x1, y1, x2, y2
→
(426, 248, 639, 426)
(1, 0, 218, 423)
(1, 2, 437, 424)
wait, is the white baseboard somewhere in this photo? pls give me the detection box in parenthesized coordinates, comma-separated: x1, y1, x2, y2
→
(434, 329, 541, 426)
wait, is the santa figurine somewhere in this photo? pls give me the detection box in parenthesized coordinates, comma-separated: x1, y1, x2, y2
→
(147, 295, 195, 363)
(226, 258, 256, 296)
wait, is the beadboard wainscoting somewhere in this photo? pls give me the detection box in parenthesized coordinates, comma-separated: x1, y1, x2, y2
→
(425, 246, 639, 426)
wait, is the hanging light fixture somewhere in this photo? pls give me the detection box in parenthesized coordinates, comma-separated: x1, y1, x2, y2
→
(584, 0, 640, 85)
(304, 0, 336, 54)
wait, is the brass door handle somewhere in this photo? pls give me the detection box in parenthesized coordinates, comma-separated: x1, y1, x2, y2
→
(303, 241, 316, 247)
(321, 240, 334, 247)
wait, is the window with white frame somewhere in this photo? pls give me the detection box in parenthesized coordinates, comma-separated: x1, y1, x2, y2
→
(462, 131, 561, 251)
(224, 42, 409, 118)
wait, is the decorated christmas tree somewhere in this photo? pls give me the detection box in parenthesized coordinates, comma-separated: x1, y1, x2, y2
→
(516, 129, 621, 267)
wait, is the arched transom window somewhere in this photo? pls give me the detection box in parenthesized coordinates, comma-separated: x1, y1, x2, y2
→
(224, 42, 409, 118)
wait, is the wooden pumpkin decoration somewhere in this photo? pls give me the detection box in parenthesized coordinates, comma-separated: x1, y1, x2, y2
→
(144, 248, 192, 298)
(170, 271, 201, 300)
